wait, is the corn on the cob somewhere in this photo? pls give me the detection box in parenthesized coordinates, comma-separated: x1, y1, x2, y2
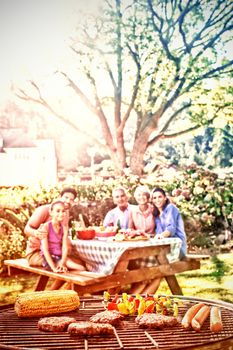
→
(14, 290, 80, 318)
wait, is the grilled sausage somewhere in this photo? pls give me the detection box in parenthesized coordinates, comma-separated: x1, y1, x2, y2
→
(191, 305, 210, 332)
(181, 303, 205, 329)
(210, 306, 223, 333)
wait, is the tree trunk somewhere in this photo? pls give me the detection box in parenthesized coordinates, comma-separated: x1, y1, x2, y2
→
(109, 149, 125, 175)
(116, 130, 127, 170)
(129, 134, 150, 175)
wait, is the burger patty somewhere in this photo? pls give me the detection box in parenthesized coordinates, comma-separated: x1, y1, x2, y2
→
(68, 321, 114, 335)
(38, 316, 77, 332)
(90, 310, 125, 325)
(135, 313, 179, 328)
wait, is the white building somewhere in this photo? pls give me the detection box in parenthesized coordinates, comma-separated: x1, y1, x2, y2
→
(0, 128, 57, 186)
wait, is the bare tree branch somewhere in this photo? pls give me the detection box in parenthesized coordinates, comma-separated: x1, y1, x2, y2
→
(114, 0, 123, 129)
(160, 102, 192, 133)
(148, 124, 201, 146)
(177, 0, 198, 54)
(119, 43, 141, 132)
(59, 71, 117, 151)
(147, 102, 192, 146)
(185, 60, 233, 92)
(59, 72, 97, 114)
(147, 0, 180, 70)
(15, 81, 106, 149)
(187, 2, 233, 59)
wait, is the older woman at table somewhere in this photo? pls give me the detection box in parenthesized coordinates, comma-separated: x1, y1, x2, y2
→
(151, 187, 187, 258)
(128, 185, 155, 236)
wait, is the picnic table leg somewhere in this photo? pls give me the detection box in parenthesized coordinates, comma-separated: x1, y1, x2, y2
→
(129, 282, 148, 294)
(108, 287, 122, 294)
(157, 251, 183, 295)
(50, 280, 67, 290)
(141, 278, 162, 294)
(164, 276, 183, 295)
(34, 275, 49, 291)
(137, 253, 162, 294)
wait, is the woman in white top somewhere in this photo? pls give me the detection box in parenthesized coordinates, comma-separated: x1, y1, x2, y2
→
(128, 185, 155, 236)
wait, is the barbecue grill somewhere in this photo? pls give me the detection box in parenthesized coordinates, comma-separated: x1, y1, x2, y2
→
(0, 296, 233, 350)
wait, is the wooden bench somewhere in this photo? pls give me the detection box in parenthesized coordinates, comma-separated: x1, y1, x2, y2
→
(182, 253, 210, 262)
(4, 247, 209, 296)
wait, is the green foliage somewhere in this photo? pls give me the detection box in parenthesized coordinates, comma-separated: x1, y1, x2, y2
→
(0, 274, 37, 305)
(217, 125, 233, 167)
(210, 255, 230, 283)
(0, 229, 26, 272)
(175, 166, 232, 223)
(164, 124, 233, 170)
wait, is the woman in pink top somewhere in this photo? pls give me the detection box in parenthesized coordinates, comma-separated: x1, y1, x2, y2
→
(128, 185, 155, 236)
(40, 200, 85, 273)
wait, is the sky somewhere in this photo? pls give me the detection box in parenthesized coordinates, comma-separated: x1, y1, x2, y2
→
(0, 0, 106, 145)
(0, 0, 103, 102)
(0, 1, 69, 96)
(1, 0, 232, 95)
(0, 0, 232, 120)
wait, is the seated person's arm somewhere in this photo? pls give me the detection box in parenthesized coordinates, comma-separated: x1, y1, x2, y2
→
(24, 206, 49, 239)
(41, 227, 57, 272)
(161, 230, 171, 237)
(128, 210, 135, 230)
(160, 205, 178, 238)
(103, 211, 114, 227)
(58, 229, 69, 272)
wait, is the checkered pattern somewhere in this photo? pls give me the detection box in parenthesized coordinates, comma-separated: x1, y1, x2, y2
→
(72, 237, 182, 275)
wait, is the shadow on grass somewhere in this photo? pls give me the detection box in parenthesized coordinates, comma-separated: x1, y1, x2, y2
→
(195, 287, 233, 304)
(179, 255, 230, 282)
(210, 255, 230, 282)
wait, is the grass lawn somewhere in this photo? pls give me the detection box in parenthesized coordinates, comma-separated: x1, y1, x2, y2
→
(0, 252, 232, 306)
(157, 252, 233, 303)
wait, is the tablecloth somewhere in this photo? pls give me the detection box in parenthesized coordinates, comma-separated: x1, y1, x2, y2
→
(72, 237, 182, 275)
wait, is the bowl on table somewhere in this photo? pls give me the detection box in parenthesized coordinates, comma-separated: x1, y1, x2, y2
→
(76, 228, 96, 240)
(95, 227, 117, 240)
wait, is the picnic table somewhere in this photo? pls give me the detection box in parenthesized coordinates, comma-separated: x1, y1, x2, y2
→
(70, 236, 184, 294)
(71, 236, 182, 274)
(4, 237, 208, 295)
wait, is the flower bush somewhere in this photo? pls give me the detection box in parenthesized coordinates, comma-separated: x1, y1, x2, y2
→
(168, 166, 232, 234)
(0, 226, 26, 273)
(0, 165, 232, 270)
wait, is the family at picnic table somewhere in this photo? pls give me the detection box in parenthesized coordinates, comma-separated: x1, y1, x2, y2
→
(24, 185, 187, 284)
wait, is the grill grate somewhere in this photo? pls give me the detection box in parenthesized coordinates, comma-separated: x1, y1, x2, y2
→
(0, 296, 233, 350)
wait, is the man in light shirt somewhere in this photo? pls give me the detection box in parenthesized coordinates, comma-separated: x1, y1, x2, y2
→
(103, 187, 133, 229)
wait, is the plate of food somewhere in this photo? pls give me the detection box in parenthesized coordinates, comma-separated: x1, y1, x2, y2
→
(109, 229, 149, 242)
(95, 226, 118, 240)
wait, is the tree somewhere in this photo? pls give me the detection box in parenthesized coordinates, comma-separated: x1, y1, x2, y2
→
(15, 0, 233, 175)
(163, 122, 233, 169)
(218, 124, 233, 167)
